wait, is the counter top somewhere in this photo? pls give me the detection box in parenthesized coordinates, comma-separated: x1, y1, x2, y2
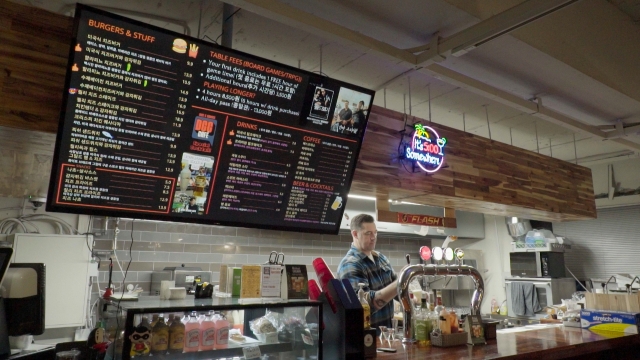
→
(376, 326, 640, 359)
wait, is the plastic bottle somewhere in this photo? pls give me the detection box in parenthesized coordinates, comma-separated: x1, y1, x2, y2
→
(151, 315, 169, 354)
(356, 283, 371, 329)
(184, 312, 201, 353)
(438, 308, 451, 335)
(168, 313, 185, 354)
(200, 311, 216, 351)
(214, 312, 230, 349)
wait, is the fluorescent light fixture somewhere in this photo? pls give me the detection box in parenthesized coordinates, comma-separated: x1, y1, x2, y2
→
(511, 217, 518, 224)
(347, 194, 377, 201)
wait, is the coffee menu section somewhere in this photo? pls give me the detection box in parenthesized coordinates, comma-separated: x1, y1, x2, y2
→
(48, 5, 374, 234)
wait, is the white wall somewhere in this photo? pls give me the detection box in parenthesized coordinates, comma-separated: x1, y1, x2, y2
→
(431, 215, 512, 314)
(0, 197, 82, 241)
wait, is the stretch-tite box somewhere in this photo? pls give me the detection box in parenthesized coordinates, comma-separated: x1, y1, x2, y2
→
(580, 309, 640, 334)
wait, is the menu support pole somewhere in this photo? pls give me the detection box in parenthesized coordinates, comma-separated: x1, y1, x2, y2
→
(222, 3, 237, 48)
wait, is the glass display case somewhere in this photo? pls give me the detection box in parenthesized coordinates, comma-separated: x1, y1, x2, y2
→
(106, 297, 321, 360)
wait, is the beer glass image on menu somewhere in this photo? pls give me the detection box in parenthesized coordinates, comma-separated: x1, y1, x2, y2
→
(173, 153, 214, 215)
(331, 196, 343, 210)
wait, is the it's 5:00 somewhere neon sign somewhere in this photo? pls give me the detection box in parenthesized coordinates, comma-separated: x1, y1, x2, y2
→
(405, 123, 446, 173)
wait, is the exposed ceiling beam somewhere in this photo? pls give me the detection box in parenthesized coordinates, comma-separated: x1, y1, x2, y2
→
(415, 0, 581, 65)
(219, 0, 640, 154)
(604, 123, 640, 139)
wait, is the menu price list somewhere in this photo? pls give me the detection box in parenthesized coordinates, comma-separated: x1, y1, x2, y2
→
(57, 164, 175, 213)
(209, 115, 358, 229)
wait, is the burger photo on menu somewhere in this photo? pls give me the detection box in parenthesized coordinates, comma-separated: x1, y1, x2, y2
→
(308, 86, 334, 123)
(329, 87, 371, 136)
(173, 153, 214, 215)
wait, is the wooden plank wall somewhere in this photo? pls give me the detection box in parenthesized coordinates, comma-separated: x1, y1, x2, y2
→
(0, 0, 73, 133)
(0, 0, 596, 221)
(352, 106, 596, 221)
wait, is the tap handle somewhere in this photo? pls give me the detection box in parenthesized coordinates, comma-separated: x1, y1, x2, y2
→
(405, 254, 411, 265)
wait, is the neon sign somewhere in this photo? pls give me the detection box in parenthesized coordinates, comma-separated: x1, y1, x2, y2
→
(405, 123, 446, 173)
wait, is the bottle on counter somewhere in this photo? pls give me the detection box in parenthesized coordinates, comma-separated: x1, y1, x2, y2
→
(184, 312, 201, 353)
(449, 310, 459, 333)
(357, 283, 371, 329)
(214, 312, 229, 349)
(414, 298, 431, 346)
(168, 313, 186, 354)
(200, 311, 216, 351)
(438, 308, 451, 335)
(151, 314, 169, 355)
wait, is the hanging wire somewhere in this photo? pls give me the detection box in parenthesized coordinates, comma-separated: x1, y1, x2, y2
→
(573, 133, 578, 164)
(319, 44, 322, 75)
(383, 88, 387, 108)
(549, 138, 553, 157)
(534, 121, 539, 153)
(407, 76, 412, 116)
(484, 105, 492, 140)
(197, 0, 204, 39)
(428, 84, 432, 122)
(509, 128, 513, 145)
(463, 113, 466, 132)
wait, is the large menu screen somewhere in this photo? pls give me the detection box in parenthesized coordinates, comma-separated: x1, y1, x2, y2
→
(47, 5, 374, 234)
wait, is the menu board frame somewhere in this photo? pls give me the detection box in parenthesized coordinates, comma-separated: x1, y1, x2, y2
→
(46, 4, 374, 234)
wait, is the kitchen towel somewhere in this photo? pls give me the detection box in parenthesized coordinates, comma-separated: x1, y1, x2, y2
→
(511, 282, 542, 316)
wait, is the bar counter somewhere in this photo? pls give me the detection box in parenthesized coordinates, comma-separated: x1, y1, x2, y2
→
(376, 326, 640, 359)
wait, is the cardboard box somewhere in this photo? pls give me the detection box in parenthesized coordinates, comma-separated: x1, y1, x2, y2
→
(580, 309, 640, 334)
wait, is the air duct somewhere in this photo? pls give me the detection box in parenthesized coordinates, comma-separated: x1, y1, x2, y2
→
(506, 217, 532, 242)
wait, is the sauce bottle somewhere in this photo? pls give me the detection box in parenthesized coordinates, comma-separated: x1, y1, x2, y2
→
(200, 311, 216, 351)
(184, 312, 201, 353)
(168, 313, 185, 353)
(214, 312, 229, 349)
(150, 315, 169, 354)
(439, 308, 451, 335)
(357, 283, 371, 329)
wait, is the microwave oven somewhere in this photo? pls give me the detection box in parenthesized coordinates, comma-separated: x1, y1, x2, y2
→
(509, 251, 565, 278)
(505, 278, 576, 317)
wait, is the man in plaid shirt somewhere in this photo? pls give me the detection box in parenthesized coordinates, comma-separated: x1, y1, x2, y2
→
(337, 214, 398, 331)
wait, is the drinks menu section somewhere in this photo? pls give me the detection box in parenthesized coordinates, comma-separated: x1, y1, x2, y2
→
(48, 5, 374, 234)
